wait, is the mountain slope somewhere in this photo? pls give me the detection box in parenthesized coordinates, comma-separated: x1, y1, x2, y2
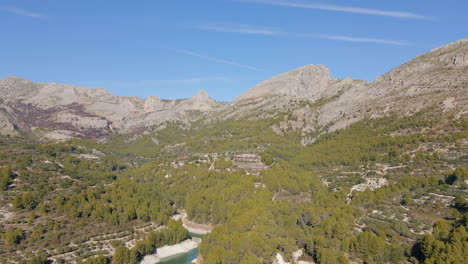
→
(0, 78, 224, 140)
(319, 38, 468, 131)
(0, 39, 467, 264)
(207, 39, 467, 145)
(0, 39, 467, 142)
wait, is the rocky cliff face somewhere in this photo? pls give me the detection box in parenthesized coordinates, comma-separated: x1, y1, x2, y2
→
(1, 39, 467, 141)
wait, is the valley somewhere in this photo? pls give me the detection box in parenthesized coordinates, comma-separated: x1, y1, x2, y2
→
(0, 39, 467, 264)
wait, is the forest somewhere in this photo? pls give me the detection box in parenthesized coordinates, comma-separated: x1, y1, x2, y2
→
(0, 109, 466, 263)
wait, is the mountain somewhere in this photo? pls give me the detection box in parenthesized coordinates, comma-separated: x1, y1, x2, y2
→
(0, 78, 224, 140)
(319, 38, 468, 131)
(208, 39, 467, 145)
(234, 64, 353, 101)
(0, 39, 467, 264)
(0, 39, 467, 141)
(222, 39, 467, 124)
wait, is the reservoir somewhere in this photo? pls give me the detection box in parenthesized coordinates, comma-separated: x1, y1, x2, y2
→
(158, 248, 198, 264)
(158, 232, 203, 264)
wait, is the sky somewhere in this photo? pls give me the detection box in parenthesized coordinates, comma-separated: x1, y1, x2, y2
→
(1, 0, 467, 101)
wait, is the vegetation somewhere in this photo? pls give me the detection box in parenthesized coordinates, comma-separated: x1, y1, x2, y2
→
(0, 165, 13, 190)
(0, 109, 466, 263)
(5, 228, 24, 245)
(111, 220, 187, 264)
(414, 215, 468, 264)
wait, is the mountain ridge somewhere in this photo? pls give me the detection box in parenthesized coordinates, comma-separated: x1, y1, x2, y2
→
(0, 39, 467, 141)
(0, 77, 225, 139)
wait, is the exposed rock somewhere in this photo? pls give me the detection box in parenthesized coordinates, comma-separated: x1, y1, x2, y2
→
(351, 178, 389, 192)
(180, 90, 218, 112)
(143, 95, 162, 112)
(432, 38, 468, 66)
(0, 39, 467, 141)
(0, 76, 224, 139)
(319, 38, 468, 131)
(273, 252, 290, 264)
(215, 40, 467, 140)
(42, 130, 86, 141)
(0, 205, 14, 222)
(292, 249, 304, 263)
(232, 153, 269, 174)
(212, 64, 364, 122)
(347, 178, 389, 203)
(0, 110, 17, 136)
(235, 64, 336, 101)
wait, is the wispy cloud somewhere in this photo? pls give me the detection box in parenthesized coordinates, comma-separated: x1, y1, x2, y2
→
(188, 22, 410, 46)
(189, 22, 282, 36)
(174, 49, 274, 73)
(0, 6, 46, 19)
(299, 34, 410, 46)
(236, 0, 431, 20)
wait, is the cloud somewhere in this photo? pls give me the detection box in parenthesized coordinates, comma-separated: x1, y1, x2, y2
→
(0, 6, 46, 19)
(188, 22, 410, 46)
(236, 0, 431, 20)
(189, 23, 282, 36)
(174, 49, 275, 73)
(299, 34, 410, 46)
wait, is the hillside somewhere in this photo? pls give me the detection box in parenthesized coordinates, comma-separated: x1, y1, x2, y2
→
(0, 78, 224, 140)
(0, 39, 467, 264)
(1, 39, 467, 143)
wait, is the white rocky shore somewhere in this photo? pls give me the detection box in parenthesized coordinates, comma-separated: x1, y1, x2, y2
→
(139, 238, 201, 264)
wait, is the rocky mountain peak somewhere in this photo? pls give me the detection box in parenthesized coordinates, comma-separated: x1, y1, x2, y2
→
(192, 89, 210, 101)
(178, 89, 220, 112)
(234, 64, 337, 102)
(293, 64, 330, 78)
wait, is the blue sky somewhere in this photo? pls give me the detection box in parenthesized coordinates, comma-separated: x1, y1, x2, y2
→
(1, 0, 467, 101)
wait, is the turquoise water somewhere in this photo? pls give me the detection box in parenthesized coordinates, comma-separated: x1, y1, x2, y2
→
(159, 248, 198, 264)
(188, 232, 204, 239)
(158, 232, 203, 264)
